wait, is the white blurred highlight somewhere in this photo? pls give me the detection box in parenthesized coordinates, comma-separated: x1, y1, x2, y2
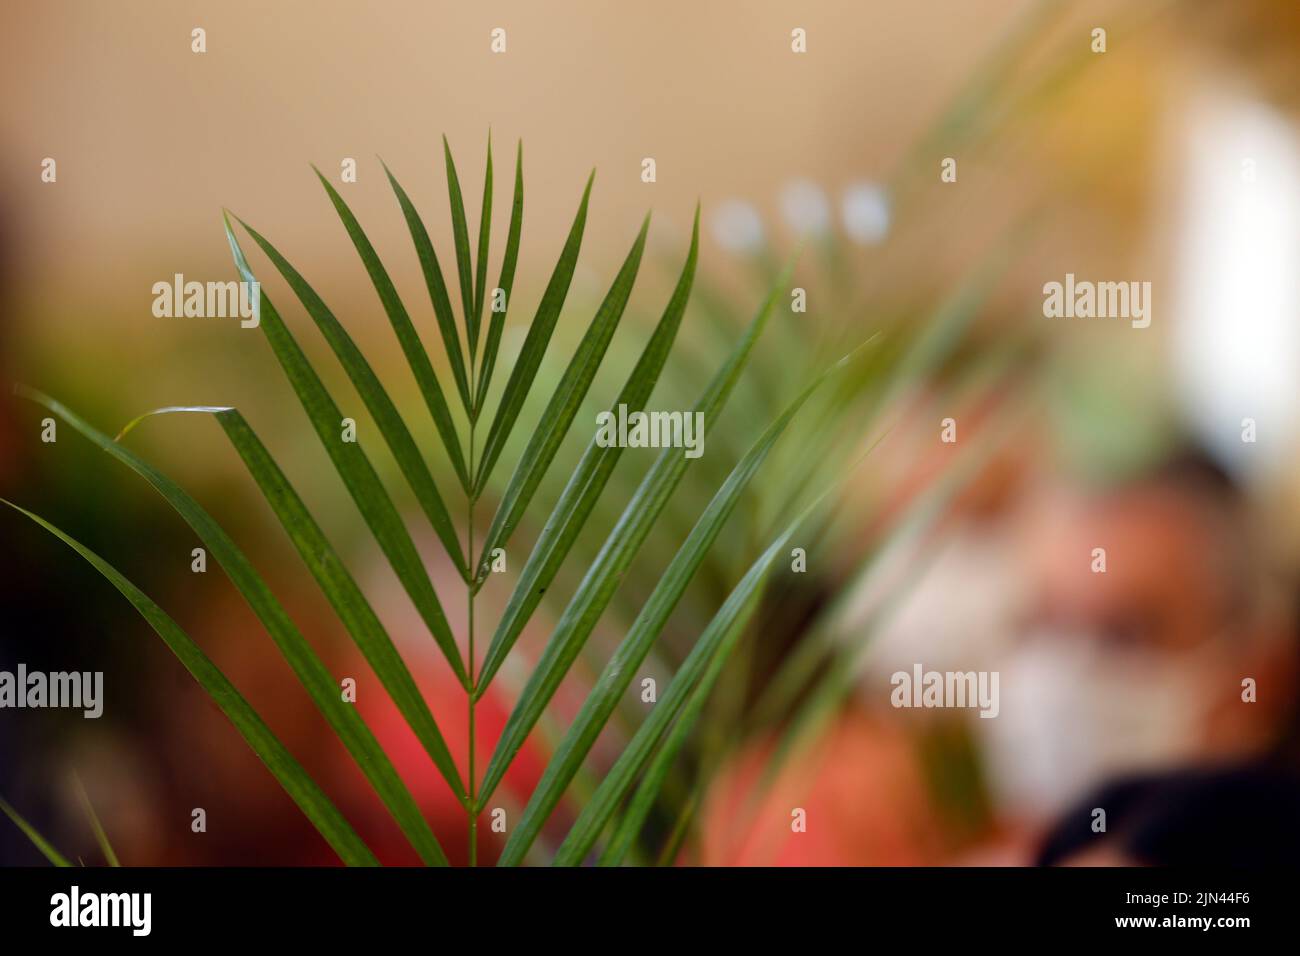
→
(779, 178, 832, 236)
(840, 182, 891, 244)
(1173, 91, 1300, 480)
(710, 199, 765, 253)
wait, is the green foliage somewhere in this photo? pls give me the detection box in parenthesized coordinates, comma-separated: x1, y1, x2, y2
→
(0, 0, 1158, 867)
(7, 138, 867, 866)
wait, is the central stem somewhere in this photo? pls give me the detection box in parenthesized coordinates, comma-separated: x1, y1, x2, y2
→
(467, 415, 478, 867)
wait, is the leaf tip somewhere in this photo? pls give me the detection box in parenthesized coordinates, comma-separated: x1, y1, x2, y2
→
(12, 382, 45, 405)
(309, 163, 336, 194)
(220, 208, 249, 238)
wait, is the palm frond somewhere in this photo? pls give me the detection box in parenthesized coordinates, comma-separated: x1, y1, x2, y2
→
(382, 162, 473, 414)
(313, 168, 471, 489)
(474, 213, 650, 581)
(441, 136, 481, 361)
(117, 405, 467, 803)
(473, 141, 523, 416)
(8, 137, 893, 868)
(473, 171, 593, 495)
(2, 499, 380, 867)
(14, 391, 447, 866)
(226, 212, 468, 578)
(474, 211, 699, 686)
(553, 505, 810, 866)
(498, 345, 869, 864)
(476, 258, 792, 806)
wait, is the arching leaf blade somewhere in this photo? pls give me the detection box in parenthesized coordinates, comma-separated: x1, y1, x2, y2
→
(474, 210, 699, 692)
(313, 168, 470, 489)
(497, 350, 853, 864)
(477, 254, 793, 807)
(555, 523, 798, 866)
(475, 215, 650, 580)
(229, 213, 468, 578)
(14, 391, 448, 866)
(122, 406, 468, 804)
(0, 795, 73, 868)
(472, 135, 494, 356)
(561, 426, 882, 866)
(474, 141, 524, 416)
(474, 171, 593, 495)
(380, 164, 473, 414)
(224, 222, 467, 684)
(71, 772, 120, 867)
(442, 136, 480, 359)
(2, 499, 380, 867)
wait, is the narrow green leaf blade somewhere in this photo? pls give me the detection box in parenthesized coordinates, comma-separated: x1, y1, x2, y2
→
(474, 141, 524, 415)
(71, 772, 120, 867)
(596, 589, 763, 867)
(472, 137, 493, 350)
(2, 500, 379, 867)
(498, 354, 846, 864)
(0, 795, 73, 867)
(562, 428, 878, 866)
(122, 406, 468, 804)
(230, 213, 468, 577)
(224, 221, 467, 684)
(14, 393, 448, 866)
(555, 523, 797, 866)
(380, 164, 473, 413)
(313, 168, 471, 488)
(473, 135, 494, 355)
(443, 136, 480, 359)
(474, 171, 593, 494)
(477, 252, 791, 806)
(475, 215, 650, 581)
(474, 210, 699, 693)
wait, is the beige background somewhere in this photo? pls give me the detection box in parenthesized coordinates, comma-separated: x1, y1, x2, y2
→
(3, 1, 1028, 329)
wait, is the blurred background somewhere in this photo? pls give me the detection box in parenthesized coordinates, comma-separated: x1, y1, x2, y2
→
(3, 0, 1300, 866)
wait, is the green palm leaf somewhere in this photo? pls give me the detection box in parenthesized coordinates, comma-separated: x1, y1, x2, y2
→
(472, 135, 493, 356)
(1, 500, 379, 867)
(8, 128, 999, 868)
(442, 136, 480, 360)
(313, 169, 471, 488)
(382, 162, 473, 414)
(553, 517, 802, 866)
(226, 212, 468, 578)
(498, 346, 863, 864)
(553, 424, 882, 865)
(474, 141, 523, 416)
(473, 211, 699, 688)
(224, 223, 468, 683)
(473, 213, 651, 582)
(476, 262, 792, 807)
(15, 390, 447, 866)
(473, 172, 593, 495)
(116, 405, 468, 804)
(0, 795, 74, 867)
